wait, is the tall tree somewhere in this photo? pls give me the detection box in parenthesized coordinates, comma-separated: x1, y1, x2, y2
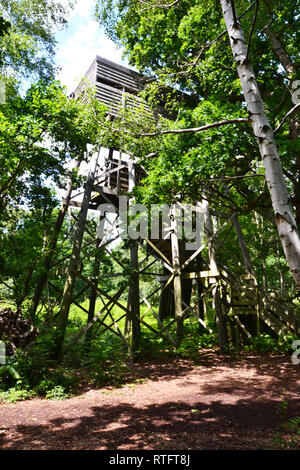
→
(220, 0, 300, 289)
(0, 0, 72, 81)
(0, 80, 106, 217)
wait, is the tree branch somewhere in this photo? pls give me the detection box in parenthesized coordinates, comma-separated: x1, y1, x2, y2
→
(274, 103, 300, 133)
(137, 117, 249, 137)
(246, 0, 259, 62)
(199, 173, 265, 182)
(283, 167, 297, 185)
(139, 0, 180, 11)
(0, 157, 24, 195)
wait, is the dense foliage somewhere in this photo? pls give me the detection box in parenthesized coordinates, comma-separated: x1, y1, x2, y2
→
(95, 0, 299, 222)
(0, 0, 72, 80)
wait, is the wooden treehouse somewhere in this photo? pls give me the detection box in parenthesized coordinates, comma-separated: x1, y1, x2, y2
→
(51, 56, 299, 355)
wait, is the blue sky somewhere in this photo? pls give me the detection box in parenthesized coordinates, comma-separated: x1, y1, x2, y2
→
(54, 0, 130, 93)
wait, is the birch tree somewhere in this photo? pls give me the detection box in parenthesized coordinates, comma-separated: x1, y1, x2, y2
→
(219, 0, 300, 288)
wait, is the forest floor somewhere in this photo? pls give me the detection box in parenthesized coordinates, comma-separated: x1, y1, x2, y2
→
(0, 351, 299, 450)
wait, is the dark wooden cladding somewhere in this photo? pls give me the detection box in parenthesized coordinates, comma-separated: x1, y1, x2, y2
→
(75, 55, 196, 119)
(94, 81, 153, 118)
(76, 55, 182, 121)
(95, 81, 123, 116)
(76, 53, 199, 117)
(73, 56, 190, 196)
(75, 56, 150, 117)
(95, 56, 142, 93)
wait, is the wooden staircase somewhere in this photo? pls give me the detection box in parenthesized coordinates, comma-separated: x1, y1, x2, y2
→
(219, 265, 299, 338)
(147, 233, 299, 340)
(229, 275, 258, 316)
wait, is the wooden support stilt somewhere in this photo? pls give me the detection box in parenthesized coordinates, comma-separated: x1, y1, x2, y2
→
(85, 239, 101, 347)
(170, 205, 184, 344)
(127, 240, 140, 351)
(139, 289, 177, 346)
(235, 316, 240, 349)
(196, 279, 207, 333)
(177, 288, 213, 334)
(62, 284, 127, 356)
(158, 266, 174, 321)
(48, 281, 90, 316)
(126, 161, 141, 351)
(203, 200, 228, 352)
(232, 214, 253, 276)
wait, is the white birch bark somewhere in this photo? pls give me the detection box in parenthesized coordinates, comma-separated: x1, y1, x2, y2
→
(220, 0, 300, 290)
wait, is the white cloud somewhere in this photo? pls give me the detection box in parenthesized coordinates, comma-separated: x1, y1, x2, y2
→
(55, 0, 127, 93)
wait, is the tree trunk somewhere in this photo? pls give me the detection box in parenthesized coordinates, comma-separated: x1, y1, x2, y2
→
(266, 26, 300, 232)
(220, 0, 300, 290)
(31, 161, 80, 317)
(16, 260, 38, 312)
(55, 180, 93, 359)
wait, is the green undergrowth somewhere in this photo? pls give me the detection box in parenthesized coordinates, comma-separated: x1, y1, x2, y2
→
(277, 416, 300, 449)
(0, 300, 298, 404)
(0, 310, 218, 402)
(242, 333, 297, 354)
(273, 404, 300, 449)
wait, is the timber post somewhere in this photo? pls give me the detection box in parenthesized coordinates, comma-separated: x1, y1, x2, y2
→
(170, 205, 184, 344)
(126, 160, 141, 351)
(127, 240, 140, 352)
(85, 238, 101, 348)
(203, 200, 228, 352)
(232, 213, 261, 337)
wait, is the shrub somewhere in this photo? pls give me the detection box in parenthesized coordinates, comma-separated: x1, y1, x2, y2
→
(244, 334, 298, 354)
(45, 385, 69, 400)
(0, 387, 36, 403)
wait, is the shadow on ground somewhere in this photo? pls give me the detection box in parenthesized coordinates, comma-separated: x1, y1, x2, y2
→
(0, 353, 299, 450)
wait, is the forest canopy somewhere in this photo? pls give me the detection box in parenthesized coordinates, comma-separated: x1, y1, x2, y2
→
(94, 0, 300, 289)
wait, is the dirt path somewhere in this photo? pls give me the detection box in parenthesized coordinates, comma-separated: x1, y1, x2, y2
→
(0, 352, 299, 450)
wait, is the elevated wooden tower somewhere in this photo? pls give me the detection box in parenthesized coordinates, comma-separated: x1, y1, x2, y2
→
(51, 56, 299, 357)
